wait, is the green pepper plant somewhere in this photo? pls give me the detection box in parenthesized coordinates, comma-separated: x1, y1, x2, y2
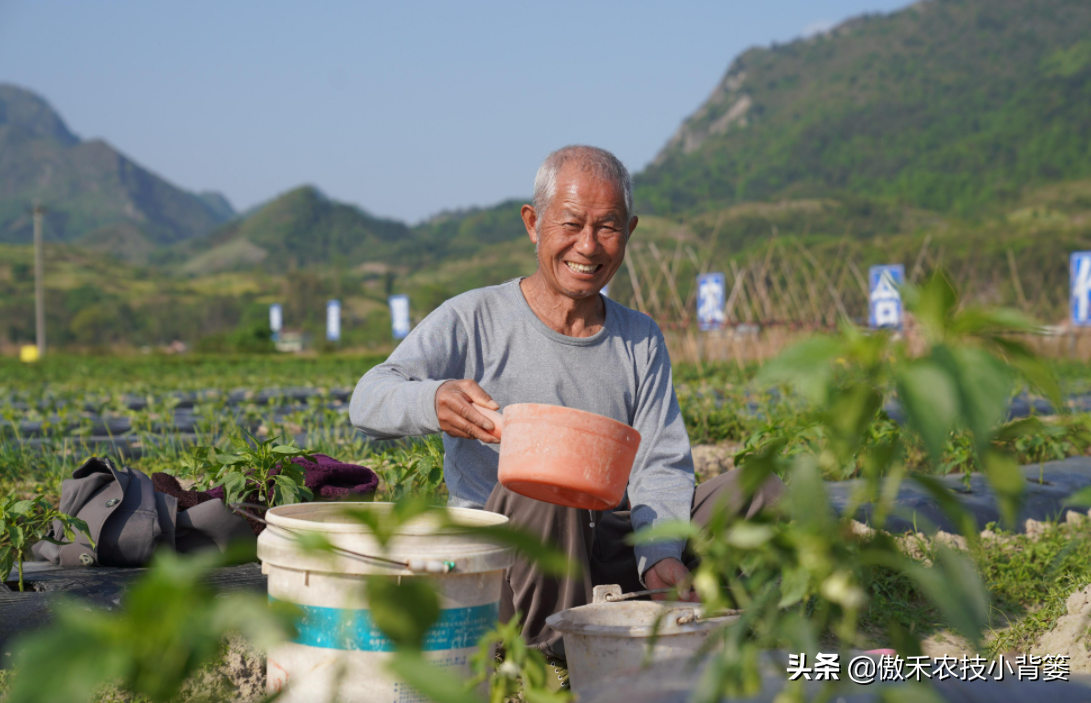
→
(634, 272, 1059, 702)
(0, 495, 92, 592)
(208, 430, 316, 508)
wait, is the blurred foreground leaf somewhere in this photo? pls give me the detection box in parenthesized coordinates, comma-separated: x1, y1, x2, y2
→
(367, 576, 440, 650)
(387, 650, 483, 703)
(6, 547, 296, 703)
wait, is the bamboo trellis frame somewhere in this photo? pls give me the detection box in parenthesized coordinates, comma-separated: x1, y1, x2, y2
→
(620, 235, 1071, 332)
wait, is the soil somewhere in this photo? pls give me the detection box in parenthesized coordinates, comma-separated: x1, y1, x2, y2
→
(691, 442, 740, 482)
(851, 509, 1091, 670)
(920, 631, 975, 659)
(89, 636, 266, 703)
(1032, 586, 1091, 670)
(180, 635, 266, 703)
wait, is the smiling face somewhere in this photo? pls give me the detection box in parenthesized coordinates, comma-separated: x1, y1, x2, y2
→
(524, 164, 636, 300)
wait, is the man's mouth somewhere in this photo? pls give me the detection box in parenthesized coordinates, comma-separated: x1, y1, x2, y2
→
(565, 261, 601, 275)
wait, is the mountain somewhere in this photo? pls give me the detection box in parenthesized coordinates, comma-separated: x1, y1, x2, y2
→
(411, 199, 528, 258)
(636, 0, 1091, 217)
(177, 186, 415, 274)
(0, 84, 234, 254)
(175, 187, 536, 275)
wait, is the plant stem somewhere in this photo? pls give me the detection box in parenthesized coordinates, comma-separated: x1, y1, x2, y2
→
(17, 555, 24, 592)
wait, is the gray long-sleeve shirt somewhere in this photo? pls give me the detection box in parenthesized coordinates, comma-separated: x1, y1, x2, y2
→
(349, 278, 695, 575)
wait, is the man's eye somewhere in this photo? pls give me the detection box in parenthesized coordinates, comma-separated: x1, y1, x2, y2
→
(563, 222, 580, 230)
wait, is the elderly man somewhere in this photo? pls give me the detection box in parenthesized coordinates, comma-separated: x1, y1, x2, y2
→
(350, 145, 782, 667)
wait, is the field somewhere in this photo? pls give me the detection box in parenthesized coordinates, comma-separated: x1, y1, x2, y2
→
(3, 327, 1091, 701)
(6, 351, 1091, 491)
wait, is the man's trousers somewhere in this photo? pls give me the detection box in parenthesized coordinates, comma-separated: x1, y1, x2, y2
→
(482, 469, 786, 658)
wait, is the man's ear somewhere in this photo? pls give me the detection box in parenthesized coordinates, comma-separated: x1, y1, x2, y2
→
(521, 204, 539, 244)
(627, 215, 639, 239)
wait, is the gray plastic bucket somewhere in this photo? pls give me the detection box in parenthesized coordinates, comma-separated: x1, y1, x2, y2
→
(257, 502, 514, 703)
(545, 590, 739, 694)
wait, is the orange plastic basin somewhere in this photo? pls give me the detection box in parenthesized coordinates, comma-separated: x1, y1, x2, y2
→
(476, 403, 641, 511)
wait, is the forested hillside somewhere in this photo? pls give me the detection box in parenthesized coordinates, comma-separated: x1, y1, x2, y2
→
(6, 0, 1091, 350)
(637, 0, 1091, 216)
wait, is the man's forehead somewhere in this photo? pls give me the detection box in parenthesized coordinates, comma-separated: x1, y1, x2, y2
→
(553, 168, 626, 214)
(558, 205, 623, 221)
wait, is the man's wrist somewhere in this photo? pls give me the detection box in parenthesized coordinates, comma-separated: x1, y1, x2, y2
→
(635, 544, 684, 584)
(420, 378, 449, 433)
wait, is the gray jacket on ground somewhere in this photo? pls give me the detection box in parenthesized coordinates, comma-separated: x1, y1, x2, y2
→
(350, 279, 695, 575)
(32, 456, 253, 567)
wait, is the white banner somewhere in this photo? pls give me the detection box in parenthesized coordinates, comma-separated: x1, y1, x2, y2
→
(326, 299, 341, 342)
(389, 294, 411, 340)
(269, 303, 283, 339)
(697, 273, 726, 331)
(868, 265, 904, 329)
(1071, 252, 1091, 326)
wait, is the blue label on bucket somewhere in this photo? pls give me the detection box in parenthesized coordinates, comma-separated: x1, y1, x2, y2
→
(272, 598, 499, 652)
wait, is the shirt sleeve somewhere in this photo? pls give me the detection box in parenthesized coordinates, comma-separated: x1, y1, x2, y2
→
(626, 325, 696, 579)
(349, 302, 469, 439)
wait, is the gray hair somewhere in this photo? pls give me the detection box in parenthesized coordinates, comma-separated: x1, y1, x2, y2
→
(532, 145, 634, 235)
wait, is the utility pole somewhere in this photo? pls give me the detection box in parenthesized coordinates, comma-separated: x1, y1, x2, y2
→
(33, 203, 46, 358)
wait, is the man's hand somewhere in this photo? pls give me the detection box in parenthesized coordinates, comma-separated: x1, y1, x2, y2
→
(645, 557, 698, 602)
(435, 380, 501, 444)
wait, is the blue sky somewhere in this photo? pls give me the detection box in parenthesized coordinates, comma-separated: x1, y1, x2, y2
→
(0, 0, 910, 223)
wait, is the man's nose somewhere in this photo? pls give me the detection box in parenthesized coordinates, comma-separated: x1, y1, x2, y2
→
(574, 226, 601, 255)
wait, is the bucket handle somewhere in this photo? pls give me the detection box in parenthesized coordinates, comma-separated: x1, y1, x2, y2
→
(592, 584, 743, 624)
(593, 584, 673, 603)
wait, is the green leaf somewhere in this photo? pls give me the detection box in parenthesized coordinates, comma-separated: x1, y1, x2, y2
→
(340, 497, 437, 549)
(272, 474, 302, 505)
(786, 456, 836, 534)
(725, 523, 774, 549)
(220, 471, 249, 505)
(455, 522, 578, 578)
(271, 445, 301, 454)
(777, 565, 810, 608)
(1064, 486, 1091, 507)
(627, 520, 700, 546)
(385, 651, 483, 703)
(946, 346, 1013, 453)
(737, 437, 786, 499)
(366, 576, 439, 650)
(863, 546, 988, 653)
(825, 381, 883, 463)
(1006, 350, 1063, 409)
(981, 450, 1025, 528)
(994, 417, 1044, 442)
(951, 307, 1041, 337)
(0, 546, 15, 584)
(525, 689, 574, 703)
(907, 272, 958, 341)
(291, 530, 335, 553)
(10, 523, 26, 550)
(756, 336, 841, 405)
(907, 474, 978, 539)
(5, 548, 296, 703)
(895, 359, 959, 465)
(922, 546, 990, 649)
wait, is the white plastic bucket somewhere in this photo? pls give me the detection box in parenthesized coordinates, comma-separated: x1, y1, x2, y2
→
(545, 597, 739, 694)
(257, 502, 515, 703)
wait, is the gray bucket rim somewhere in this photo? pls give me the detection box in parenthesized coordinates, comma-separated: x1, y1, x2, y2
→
(265, 501, 509, 534)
